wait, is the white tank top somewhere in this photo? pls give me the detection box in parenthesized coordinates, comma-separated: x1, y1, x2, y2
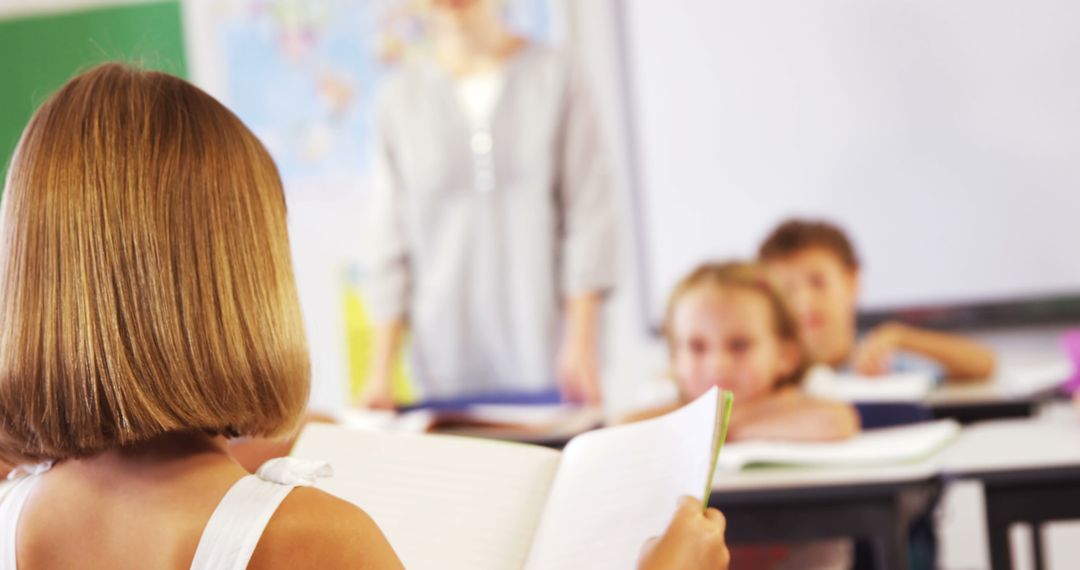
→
(0, 457, 332, 570)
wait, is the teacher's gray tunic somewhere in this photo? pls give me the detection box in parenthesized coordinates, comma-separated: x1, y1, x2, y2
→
(363, 44, 616, 398)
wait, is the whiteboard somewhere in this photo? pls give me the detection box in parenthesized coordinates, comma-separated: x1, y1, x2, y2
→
(621, 0, 1080, 323)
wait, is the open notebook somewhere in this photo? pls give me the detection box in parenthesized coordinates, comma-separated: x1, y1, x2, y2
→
(337, 403, 605, 444)
(803, 365, 936, 403)
(716, 419, 960, 471)
(293, 387, 733, 570)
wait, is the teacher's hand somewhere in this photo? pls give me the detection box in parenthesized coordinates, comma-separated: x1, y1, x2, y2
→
(558, 293, 604, 405)
(355, 372, 397, 410)
(557, 338, 602, 405)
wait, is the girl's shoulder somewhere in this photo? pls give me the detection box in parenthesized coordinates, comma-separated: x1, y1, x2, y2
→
(250, 486, 403, 569)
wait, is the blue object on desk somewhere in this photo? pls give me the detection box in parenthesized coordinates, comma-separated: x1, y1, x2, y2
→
(855, 402, 933, 430)
(399, 389, 564, 412)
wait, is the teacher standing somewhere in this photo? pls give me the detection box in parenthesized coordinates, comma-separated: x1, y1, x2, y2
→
(358, 0, 616, 407)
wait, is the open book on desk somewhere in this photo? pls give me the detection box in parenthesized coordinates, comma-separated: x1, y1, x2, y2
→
(803, 365, 936, 403)
(716, 419, 960, 472)
(338, 402, 605, 444)
(294, 387, 733, 570)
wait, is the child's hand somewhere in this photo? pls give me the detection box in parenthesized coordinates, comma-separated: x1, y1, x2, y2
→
(852, 322, 908, 376)
(638, 496, 730, 570)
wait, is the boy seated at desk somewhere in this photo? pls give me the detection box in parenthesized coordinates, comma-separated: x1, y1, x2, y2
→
(759, 218, 996, 382)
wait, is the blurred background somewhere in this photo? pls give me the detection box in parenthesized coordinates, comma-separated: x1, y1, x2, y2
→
(3, 1, 1080, 566)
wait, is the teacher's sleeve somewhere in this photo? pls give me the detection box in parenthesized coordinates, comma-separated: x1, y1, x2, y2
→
(557, 66, 618, 298)
(362, 90, 411, 323)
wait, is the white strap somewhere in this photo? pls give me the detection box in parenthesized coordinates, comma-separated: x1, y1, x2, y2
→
(0, 459, 330, 570)
(0, 475, 43, 570)
(189, 458, 330, 570)
(188, 475, 296, 570)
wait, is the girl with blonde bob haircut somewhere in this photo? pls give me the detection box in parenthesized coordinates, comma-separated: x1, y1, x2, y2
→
(0, 64, 306, 465)
(0, 63, 402, 568)
(0, 63, 727, 569)
(627, 261, 858, 443)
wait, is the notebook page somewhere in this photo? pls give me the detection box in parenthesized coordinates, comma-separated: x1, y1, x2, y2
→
(717, 419, 960, 471)
(292, 424, 562, 570)
(523, 387, 720, 570)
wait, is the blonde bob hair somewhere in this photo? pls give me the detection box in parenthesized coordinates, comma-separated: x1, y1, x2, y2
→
(0, 63, 309, 464)
(663, 261, 811, 390)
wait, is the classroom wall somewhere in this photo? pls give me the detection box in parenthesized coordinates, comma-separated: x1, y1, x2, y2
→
(618, 0, 1080, 326)
(0, 0, 186, 184)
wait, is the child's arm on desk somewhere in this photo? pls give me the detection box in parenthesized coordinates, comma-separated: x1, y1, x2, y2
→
(853, 322, 996, 382)
(728, 388, 859, 442)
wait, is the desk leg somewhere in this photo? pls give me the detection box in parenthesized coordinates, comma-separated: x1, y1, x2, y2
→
(870, 515, 908, 570)
(984, 498, 1013, 570)
(714, 479, 939, 570)
(1032, 521, 1045, 570)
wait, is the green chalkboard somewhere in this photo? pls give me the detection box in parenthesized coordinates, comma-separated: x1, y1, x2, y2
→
(0, 2, 187, 185)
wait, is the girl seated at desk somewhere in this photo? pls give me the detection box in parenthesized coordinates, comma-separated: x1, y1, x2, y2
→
(0, 63, 726, 570)
(628, 261, 859, 443)
(626, 261, 859, 569)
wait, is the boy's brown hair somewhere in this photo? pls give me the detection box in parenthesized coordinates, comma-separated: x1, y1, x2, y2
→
(664, 261, 811, 389)
(0, 63, 309, 464)
(758, 219, 860, 271)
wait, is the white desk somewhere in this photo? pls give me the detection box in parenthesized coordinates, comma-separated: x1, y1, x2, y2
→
(940, 413, 1080, 570)
(941, 414, 1080, 474)
(713, 458, 940, 493)
(928, 324, 1071, 422)
(711, 457, 944, 570)
(707, 410, 1080, 570)
(925, 361, 1070, 425)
